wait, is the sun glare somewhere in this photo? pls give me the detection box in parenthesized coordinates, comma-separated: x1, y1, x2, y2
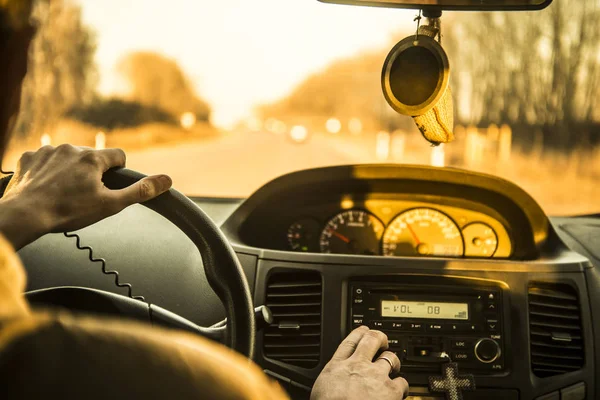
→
(77, 0, 413, 129)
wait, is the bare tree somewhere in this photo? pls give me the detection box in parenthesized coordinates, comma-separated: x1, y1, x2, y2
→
(445, 0, 600, 146)
(118, 52, 210, 122)
(15, 0, 97, 138)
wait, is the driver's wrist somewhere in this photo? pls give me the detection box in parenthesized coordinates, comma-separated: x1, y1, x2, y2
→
(0, 195, 50, 250)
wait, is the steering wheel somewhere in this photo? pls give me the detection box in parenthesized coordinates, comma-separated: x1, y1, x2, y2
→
(0, 168, 256, 358)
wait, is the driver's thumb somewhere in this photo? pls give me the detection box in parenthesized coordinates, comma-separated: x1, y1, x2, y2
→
(116, 174, 172, 205)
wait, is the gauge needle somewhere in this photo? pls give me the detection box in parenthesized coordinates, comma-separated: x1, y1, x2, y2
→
(406, 224, 421, 245)
(332, 231, 351, 243)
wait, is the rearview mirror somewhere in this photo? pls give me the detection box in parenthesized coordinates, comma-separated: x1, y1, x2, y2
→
(318, 0, 552, 11)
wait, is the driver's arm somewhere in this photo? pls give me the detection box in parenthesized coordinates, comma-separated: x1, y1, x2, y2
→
(0, 144, 172, 250)
(0, 147, 409, 400)
(0, 230, 408, 400)
(0, 208, 289, 399)
(0, 147, 290, 399)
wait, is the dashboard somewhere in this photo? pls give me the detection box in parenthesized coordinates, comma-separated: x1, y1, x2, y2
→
(231, 164, 542, 260)
(16, 164, 600, 400)
(282, 200, 510, 258)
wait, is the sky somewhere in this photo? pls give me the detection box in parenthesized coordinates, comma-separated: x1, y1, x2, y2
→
(77, 0, 414, 128)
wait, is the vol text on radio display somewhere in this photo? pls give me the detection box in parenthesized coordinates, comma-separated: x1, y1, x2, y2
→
(381, 300, 469, 320)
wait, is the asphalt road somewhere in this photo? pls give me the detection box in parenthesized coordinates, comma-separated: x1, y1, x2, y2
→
(125, 130, 414, 197)
(4, 129, 598, 214)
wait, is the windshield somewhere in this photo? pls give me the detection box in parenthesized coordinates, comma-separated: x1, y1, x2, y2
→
(5, 0, 599, 216)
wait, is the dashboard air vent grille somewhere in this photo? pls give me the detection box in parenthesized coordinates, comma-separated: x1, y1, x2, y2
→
(263, 270, 322, 368)
(528, 283, 584, 377)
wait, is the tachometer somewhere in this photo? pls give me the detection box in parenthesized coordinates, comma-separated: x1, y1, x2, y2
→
(382, 208, 463, 257)
(320, 210, 384, 255)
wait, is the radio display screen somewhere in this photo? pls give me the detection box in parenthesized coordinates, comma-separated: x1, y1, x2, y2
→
(381, 300, 469, 320)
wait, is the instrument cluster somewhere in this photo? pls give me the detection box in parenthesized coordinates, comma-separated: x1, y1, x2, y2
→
(286, 204, 511, 258)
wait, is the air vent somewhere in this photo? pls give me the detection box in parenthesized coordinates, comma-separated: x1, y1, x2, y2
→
(528, 283, 584, 377)
(263, 270, 322, 368)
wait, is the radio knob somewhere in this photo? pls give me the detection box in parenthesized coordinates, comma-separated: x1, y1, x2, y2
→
(474, 338, 501, 363)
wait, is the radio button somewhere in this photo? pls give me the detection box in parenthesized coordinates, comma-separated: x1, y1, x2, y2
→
(390, 322, 404, 330)
(353, 298, 364, 305)
(414, 347, 431, 357)
(486, 319, 499, 332)
(426, 323, 446, 332)
(451, 340, 472, 349)
(450, 324, 480, 333)
(381, 321, 396, 330)
(388, 338, 401, 346)
(474, 338, 501, 364)
(353, 318, 364, 325)
(451, 352, 470, 361)
(370, 321, 384, 329)
(408, 323, 425, 332)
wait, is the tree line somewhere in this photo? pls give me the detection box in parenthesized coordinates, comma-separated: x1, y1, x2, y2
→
(445, 0, 600, 148)
(13, 0, 210, 138)
(13, 0, 599, 150)
(262, 0, 600, 150)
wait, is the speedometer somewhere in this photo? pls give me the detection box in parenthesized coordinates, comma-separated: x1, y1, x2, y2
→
(320, 210, 384, 255)
(382, 208, 464, 257)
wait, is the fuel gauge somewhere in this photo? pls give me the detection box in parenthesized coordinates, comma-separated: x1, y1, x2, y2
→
(287, 218, 321, 252)
(462, 222, 498, 257)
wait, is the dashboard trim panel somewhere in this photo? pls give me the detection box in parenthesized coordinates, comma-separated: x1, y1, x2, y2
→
(222, 165, 551, 260)
(252, 256, 595, 400)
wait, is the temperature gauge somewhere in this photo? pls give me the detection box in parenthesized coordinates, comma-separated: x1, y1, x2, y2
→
(462, 222, 498, 257)
(287, 218, 321, 252)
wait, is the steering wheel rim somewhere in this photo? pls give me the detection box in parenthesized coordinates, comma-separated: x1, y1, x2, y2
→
(1, 168, 255, 358)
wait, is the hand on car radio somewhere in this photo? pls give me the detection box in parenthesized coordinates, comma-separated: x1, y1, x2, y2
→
(311, 326, 409, 400)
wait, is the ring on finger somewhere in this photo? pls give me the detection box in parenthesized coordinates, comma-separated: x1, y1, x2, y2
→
(376, 355, 395, 373)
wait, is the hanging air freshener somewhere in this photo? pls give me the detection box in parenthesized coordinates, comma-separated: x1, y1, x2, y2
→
(381, 10, 454, 145)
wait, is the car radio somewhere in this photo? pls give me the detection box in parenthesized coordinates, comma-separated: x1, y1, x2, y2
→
(349, 281, 505, 374)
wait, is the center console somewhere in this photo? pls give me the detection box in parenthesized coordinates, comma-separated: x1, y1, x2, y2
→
(349, 277, 506, 374)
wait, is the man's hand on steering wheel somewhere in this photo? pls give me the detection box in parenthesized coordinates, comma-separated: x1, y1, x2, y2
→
(311, 326, 409, 400)
(0, 145, 413, 399)
(0, 147, 257, 356)
(0, 144, 171, 249)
